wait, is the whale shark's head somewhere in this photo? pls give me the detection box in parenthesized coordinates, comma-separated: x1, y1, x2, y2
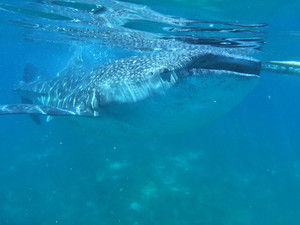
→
(77, 50, 261, 135)
(90, 50, 261, 107)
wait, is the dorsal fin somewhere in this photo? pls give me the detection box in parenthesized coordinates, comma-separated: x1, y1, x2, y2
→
(22, 63, 37, 83)
(21, 63, 41, 124)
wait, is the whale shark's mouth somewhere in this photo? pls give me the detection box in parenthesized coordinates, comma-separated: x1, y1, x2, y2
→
(188, 53, 261, 77)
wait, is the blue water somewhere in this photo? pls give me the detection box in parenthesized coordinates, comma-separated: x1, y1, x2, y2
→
(1, 0, 300, 224)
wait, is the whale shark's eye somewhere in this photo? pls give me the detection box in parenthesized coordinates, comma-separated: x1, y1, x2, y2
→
(160, 68, 171, 82)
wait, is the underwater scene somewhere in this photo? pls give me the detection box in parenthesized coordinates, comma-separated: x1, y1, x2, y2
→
(0, 0, 300, 224)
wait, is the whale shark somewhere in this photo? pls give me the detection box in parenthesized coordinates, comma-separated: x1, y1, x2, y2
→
(0, 0, 266, 134)
(0, 48, 261, 134)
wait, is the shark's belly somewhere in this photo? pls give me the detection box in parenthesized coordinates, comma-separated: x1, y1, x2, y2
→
(65, 73, 259, 136)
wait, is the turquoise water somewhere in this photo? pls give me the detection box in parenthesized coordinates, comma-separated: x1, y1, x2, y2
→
(1, 0, 300, 224)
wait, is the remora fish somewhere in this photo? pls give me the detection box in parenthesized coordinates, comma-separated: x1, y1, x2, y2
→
(0, 49, 261, 135)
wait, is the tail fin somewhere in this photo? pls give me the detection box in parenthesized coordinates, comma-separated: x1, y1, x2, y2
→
(0, 104, 93, 117)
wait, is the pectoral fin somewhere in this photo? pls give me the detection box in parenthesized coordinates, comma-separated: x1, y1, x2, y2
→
(21, 97, 41, 125)
(0, 104, 93, 117)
